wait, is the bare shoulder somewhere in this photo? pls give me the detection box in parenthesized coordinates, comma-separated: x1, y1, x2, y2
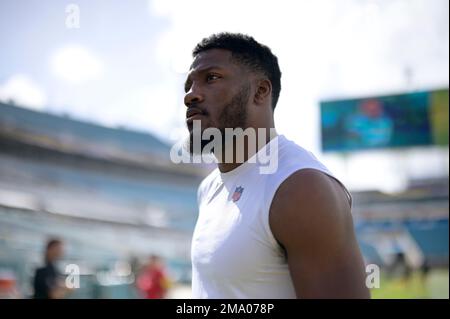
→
(269, 168, 353, 252)
(269, 168, 369, 298)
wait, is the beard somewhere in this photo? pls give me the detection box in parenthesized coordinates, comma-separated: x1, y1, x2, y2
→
(186, 83, 250, 155)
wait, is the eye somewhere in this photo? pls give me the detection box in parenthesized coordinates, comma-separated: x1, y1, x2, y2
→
(206, 73, 221, 82)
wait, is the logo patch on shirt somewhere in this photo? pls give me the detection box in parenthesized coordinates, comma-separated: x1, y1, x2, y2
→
(231, 186, 244, 202)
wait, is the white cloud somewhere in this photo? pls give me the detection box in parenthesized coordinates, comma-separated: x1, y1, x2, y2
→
(0, 74, 47, 110)
(74, 84, 182, 142)
(121, 86, 177, 133)
(149, 0, 448, 147)
(50, 45, 103, 84)
(148, 0, 448, 191)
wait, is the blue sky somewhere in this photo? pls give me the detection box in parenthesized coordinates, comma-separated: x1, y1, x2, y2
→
(0, 0, 172, 130)
(1, 0, 448, 191)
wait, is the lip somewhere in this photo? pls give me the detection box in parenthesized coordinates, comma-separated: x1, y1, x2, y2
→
(186, 108, 204, 118)
(186, 108, 205, 123)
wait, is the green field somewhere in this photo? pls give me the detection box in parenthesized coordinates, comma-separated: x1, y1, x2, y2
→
(371, 269, 449, 299)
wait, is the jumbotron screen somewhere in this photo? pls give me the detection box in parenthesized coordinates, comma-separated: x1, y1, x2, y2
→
(320, 89, 449, 152)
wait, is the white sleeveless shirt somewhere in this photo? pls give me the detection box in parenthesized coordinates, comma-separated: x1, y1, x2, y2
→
(191, 135, 350, 299)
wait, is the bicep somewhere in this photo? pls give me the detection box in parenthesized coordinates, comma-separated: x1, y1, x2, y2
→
(270, 169, 369, 299)
(286, 230, 369, 298)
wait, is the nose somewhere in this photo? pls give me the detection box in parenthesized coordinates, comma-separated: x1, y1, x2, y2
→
(184, 85, 204, 108)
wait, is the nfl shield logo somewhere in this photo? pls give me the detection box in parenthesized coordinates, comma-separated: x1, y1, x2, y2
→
(232, 186, 244, 202)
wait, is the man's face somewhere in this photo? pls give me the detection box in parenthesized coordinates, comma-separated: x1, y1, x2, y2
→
(48, 243, 64, 261)
(184, 49, 251, 152)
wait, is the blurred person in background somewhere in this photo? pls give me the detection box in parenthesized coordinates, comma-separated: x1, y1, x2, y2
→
(33, 238, 71, 299)
(136, 255, 171, 299)
(389, 251, 412, 282)
(420, 259, 430, 283)
(0, 271, 21, 299)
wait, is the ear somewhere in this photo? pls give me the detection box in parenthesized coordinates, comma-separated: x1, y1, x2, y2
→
(254, 79, 272, 106)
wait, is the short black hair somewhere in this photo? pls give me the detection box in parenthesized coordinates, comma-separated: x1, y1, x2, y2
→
(45, 238, 62, 263)
(46, 238, 62, 251)
(192, 33, 282, 110)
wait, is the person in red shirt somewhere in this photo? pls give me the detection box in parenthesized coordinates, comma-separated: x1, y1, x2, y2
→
(136, 255, 170, 299)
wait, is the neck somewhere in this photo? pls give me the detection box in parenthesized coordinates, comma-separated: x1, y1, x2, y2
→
(216, 126, 277, 173)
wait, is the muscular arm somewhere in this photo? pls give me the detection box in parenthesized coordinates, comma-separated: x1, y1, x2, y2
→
(269, 169, 370, 299)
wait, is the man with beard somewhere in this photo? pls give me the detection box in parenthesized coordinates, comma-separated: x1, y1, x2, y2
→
(184, 33, 369, 299)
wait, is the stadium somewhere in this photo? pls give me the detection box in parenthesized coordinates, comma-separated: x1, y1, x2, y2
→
(0, 0, 448, 300)
(0, 98, 448, 298)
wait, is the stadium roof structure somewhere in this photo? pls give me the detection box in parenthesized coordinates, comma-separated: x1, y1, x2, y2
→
(0, 102, 206, 177)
